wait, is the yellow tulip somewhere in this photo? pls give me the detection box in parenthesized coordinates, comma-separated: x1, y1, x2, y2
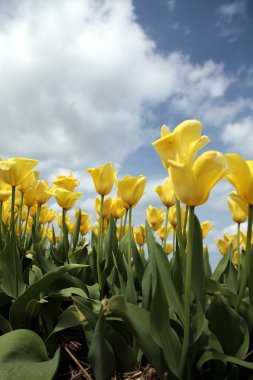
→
(157, 224, 173, 241)
(35, 180, 52, 205)
(0, 180, 12, 202)
(87, 162, 116, 196)
(18, 170, 39, 193)
(50, 188, 82, 210)
(66, 221, 75, 236)
(225, 154, 253, 205)
(0, 157, 38, 187)
(57, 213, 71, 228)
(216, 236, 231, 256)
(168, 204, 185, 229)
(227, 192, 247, 224)
(24, 187, 37, 208)
(201, 221, 214, 239)
(38, 206, 56, 224)
(241, 231, 253, 251)
(165, 243, 173, 255)
(154, 177, 175, 207)
(110, 198, 126, 220)
(75, 209, 90, 224)
(52, 172, 80, 191)
(80, 219, 92, 236)
(133, 225, 146, 246)
(117, 175, 146, 207)
(95, 196, 112, 220)
(168, 151, 228, 206)
(146, 205, 164, 231)
(152, 120, 210, 168)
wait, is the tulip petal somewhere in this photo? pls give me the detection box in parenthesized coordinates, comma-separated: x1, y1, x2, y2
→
(168, 161, 197, 206)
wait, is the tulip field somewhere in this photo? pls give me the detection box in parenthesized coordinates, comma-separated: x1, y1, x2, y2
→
(1, 120, 253, 379)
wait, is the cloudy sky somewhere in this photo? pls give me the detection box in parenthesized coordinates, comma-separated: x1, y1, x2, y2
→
(0, 0, 252, 265)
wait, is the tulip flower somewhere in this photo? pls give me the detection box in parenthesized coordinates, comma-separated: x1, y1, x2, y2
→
(157, 224, 173, 241)
(110, 198, 126, 220)
(52, 172, 80, 191)
(152, 120, 210, 169)
(0, 157, 38, 187)
(146, 205, 164, 231)
(87, 162, 116, 196)
(95, 196, 112, 220)
(117, 175, 146, 208)
(80, 219, 92, 236)
(49, 188, 82, 210)
(154, 177, 175, 208)
(133, 225, 146, 246)
(201, 221, 213, 239)
(227, 192, 248, 224)
(168, 204, 185, 230)
(35, 180, 52, 205)
(168, 151, 228, 207)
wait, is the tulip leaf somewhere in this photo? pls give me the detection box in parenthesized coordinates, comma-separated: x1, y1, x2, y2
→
(72, 208, 81, 250)
(197, 349, 253, 372)
(0, 314, 12, 334)
(150, 264, 181, 378)
(206, 293, 247, 357)
(224, 261, 238, 294)
(108, 295, 167, 377)
(130, 232, 145, 285)
(9, 264, 85, 329)
(0, 237, 26, 299)
(123, 255, 137, 304)
(141, 262, 152, 310)
(203, 246, 212, 278)
(191, 214, 206, 310)
(0, 329, 60, 380)
(211, 251, 230, 282)
(145, 222, 184, 321)
(88, 312, 115, 380)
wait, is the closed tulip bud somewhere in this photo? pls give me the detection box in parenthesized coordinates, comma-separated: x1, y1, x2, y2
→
(24, 187, 37, 208)
(152, 120, 210, 168)
(146, 205, 164, 231)
(50, 188, 82, 210)
(53, 172, 80, 191)
(227, 192, 248, 224)
(157, 224, 173, 241)
(0, 157, 38, 187)
(117, 175, 146, 208)
(66, 221, 75, 236)
(80, 219, 92, 236)
(168, 151, 228, 206)
(165, 243, 173, 255)
(36, 180, 52, 205)
(110, 198, 126, 220)
(168, 204, 185, 229)
(95, 196, 112, 220)
(87, 162, 116, 195)
(0, 180, 12, 202)
(30, 204, 38, 217)
(133, 225, 146, 246)
(201, 221, 214, 239)
(154, 177, 175, 207)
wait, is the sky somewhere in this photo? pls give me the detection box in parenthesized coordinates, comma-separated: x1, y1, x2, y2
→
(0, 0, 252, 266)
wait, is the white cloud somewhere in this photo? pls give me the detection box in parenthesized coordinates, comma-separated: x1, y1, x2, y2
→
(221, 116, 253, 158)
(167, 0, 176, 12)
(0, 0, 241, 173)
(216, 0, 247, 42)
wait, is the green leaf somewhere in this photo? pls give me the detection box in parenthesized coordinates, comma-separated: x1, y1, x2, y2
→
(198, 349, 253, 372)
(146, 222, 184, 322)
(224, 261, 238, 294)
(108, 295, 167, 377)
(206, 293, 248, 357)
(0, 329, 60, 380)
(123, 255, 137, 304)
(72, 208, 81, 250)
(203, 246, 212, 278)
(88, 313, 115, 380)
(141, 262, 152, 310)
(191, 214, 206, 310)
(0, 314, 12, 334)
(10, 264, 85, 329)
(211, 251, 230, 282)
(0, 237, 26, 299)
(131, 232, 144, 285)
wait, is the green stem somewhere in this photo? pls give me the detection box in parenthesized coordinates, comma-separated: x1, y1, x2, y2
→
(179, 206, 195, 379)
(128, 206, 132, 267)
(62, 208, 69, 263)
(11, 186, 16, 236)
(22, 206, 30, 246)
(173, 229, 176, 254)
(237, 223, 241, 270)
(183, 205, 189, 247)
(176, 198, 184, 257)
(18, 192, 24, 239)
(163, 206, 169, 251)
(119, 217, 123, 240)
(123, 208, 129, 236)
(236, 205, 253, 311)
(97, 194, 104, 286)
(11, 186, 19, 298)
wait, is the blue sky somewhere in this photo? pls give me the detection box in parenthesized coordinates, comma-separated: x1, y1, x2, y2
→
(0, 0, 252, 265)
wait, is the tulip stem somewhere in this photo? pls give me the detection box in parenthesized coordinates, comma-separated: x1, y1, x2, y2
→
(128, 206, 132, 267)
(175, 198, 184, 257)
(237, 223, 241, 270)
(236, 205, 253, 311)
(183, 205, 189, 247)
(62, 208, 69, 263)
(163, 206, 169, 252)
(18, 192, 24, 240)
(22, 206, 30, 247)
(97, 195, 104, 286)
(179, 205, 195, 379)
(123, 208, 128, 236)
